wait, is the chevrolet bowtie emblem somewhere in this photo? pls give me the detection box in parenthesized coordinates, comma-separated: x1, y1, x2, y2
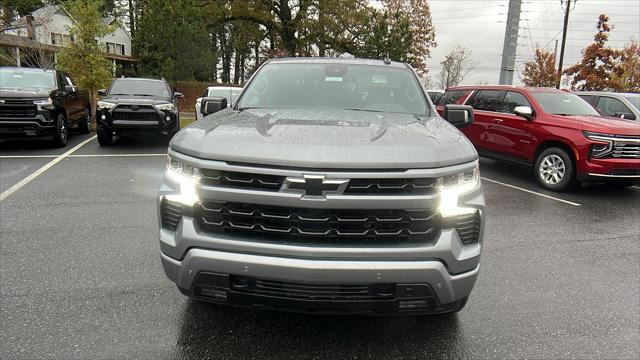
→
(281, 175, 349, 199)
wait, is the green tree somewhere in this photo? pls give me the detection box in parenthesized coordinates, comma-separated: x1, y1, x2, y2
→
(134, 0, 213, 82)
(56, 0, 114, 121)
(521, 47, 558, 87)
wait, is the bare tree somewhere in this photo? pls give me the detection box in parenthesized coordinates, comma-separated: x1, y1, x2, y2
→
(2, 14, 56, 68)
(437, 45, 476, 88)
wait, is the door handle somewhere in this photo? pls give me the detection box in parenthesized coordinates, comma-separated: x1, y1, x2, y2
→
(493, 118, 504, 123)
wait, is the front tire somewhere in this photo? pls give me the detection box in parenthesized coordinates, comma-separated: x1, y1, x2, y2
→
(535, 147, 575, 191)
(97, 125, 113, 146)
(52, 113, 68, 147)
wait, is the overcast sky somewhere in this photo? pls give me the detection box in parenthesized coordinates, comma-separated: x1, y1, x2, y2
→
(424, 0, 640, 87)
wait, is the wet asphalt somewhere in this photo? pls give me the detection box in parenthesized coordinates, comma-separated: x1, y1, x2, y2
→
(0, 133, 638, 359)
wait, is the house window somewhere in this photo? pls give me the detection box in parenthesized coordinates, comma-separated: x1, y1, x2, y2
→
(106, 42, 125, 56)
(51, 32, 72, 46)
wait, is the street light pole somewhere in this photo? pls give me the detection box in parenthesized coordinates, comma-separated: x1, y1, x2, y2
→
(556, 0, 572, 88)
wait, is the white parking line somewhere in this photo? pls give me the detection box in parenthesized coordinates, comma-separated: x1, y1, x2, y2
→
(481, 177, 581, 206)
(0, 136, 96, 202)
(0, 153, 165, 159)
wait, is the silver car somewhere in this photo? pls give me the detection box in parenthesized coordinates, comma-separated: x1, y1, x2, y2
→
(194, 86, 242, 120)
(158, 58, 485, 315)
(577, 91, 640, 121)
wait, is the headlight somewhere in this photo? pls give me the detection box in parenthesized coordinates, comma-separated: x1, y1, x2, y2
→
(33, 97, 54, 109)
(583, 131, 614, 158)
(437, 161, 480, 217)
(97, 101, 116, 110)
(155, 103, 175, 111)
(165, 154, 201, 206)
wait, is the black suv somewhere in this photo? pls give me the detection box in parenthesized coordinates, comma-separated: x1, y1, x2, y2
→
(0, 67, 91, 147)
(96, 77, 182, 146)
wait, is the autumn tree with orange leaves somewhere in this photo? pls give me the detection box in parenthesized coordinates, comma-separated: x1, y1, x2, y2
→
(521, 47, 558, 87)
(611, 41, 640, 92)
(563, 14, 624, 91)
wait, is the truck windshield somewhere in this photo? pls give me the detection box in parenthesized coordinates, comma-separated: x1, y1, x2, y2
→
(532, 91, 600, 116)
(0, 68, 56, 90)
(621, 94, 640, 110)
(109, 79, 170, 97)
(237, 63, 430, 116)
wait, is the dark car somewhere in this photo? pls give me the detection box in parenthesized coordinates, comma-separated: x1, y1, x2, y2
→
(576, 91, 639, 121)
(96, 77, 182, 146)
(0, 67, 91, 147)
(437, 86, 640, 191)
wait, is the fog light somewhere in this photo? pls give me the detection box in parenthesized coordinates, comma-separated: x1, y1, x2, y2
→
(399, 300, 429, 310)
(101, 114, 106, 120)
(200, 287, 228, 300)
(165, 116, 171, 122)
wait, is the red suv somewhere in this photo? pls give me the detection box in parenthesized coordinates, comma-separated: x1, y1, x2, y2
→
(437, 86, 640, 191)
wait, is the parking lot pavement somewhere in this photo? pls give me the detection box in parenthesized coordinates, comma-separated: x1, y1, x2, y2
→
(0, 139, 638, 359)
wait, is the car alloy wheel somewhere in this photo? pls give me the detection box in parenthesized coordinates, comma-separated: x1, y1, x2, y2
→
(58, 115, 67, 143)
(539, 154, 566, 185)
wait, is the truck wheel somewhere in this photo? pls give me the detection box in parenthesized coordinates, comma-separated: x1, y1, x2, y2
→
(52, 113, 68, 147)
(97, 125, 113, 146)
(535, 147, 575, 191)
(78, 109, 91, 134)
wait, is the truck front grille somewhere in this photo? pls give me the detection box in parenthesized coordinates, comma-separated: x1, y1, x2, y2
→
(0, 104, 38, 118)
(160, 199, 183, 230)
(112, 105, 158, 121)
(196, 202, 440, 245)
(200, 169, 437, 195)
(611, 142, 640, 159)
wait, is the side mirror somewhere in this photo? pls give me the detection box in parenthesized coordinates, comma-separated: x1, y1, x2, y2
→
(514, 105, 534, 120)
(174, 91, 184, 98)
(64, 85, 77, 93)
(614, 112, 636, 120)
(201, 97, 228, 116)
(443, 104, 474, 129)
(97, 89, 107, 96)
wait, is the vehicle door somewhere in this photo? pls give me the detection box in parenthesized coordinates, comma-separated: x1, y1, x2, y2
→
(596, 96, 636, 120)
(465, 90, 505, 153)
(61, 73, 82, 121)
(485, 90, 536, 160)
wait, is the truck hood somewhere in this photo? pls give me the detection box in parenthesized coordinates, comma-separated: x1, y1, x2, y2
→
(0, 88, 55, 98)
(170, 108, 478, 169)
(100, 95, 172, 105)
(549, 114, 640, 136)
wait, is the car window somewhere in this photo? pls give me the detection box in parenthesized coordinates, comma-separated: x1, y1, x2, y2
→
(578, 95, 597, 106)
(474, 90, 505, 112)
(109, 79, 170, 97)
(237, 63, 430, 115)
(621, 94, 640, 110)
(438, 90, 469, 106)
(428, 91, 443, 104)
(531, 91, 600, 116)
(597, 96, 632, 117)
(503, 91, 531, 114)
(0, 68, 56, 90)
(208, 88, 241, 103)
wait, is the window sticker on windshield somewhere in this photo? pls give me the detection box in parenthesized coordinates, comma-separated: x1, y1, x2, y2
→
(372, 75, 388, 84)
(325, 76, 343, 82)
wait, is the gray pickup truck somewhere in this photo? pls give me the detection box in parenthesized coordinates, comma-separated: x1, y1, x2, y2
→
(157, 58, 485, 315)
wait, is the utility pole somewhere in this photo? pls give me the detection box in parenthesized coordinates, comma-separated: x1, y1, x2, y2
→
(499, 0, 522, 85)
(553, 39, 559, 64)
(556, 0, 572, 88)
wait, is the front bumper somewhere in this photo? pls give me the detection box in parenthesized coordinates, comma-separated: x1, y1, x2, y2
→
(577, 158, 640, 182)
(162, 249, 478, 314)
(97, 107, 178, 134)
(0, 112, 55, 138)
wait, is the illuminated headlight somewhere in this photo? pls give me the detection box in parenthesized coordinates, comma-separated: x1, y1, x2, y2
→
(97, 100, 116, 110)
(583, 131, 614, 158)
(165, 154, 200, 206)
(437, 161, 480, 218)
(33, 97, 54, 109)
(155, 103, 175, 111)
